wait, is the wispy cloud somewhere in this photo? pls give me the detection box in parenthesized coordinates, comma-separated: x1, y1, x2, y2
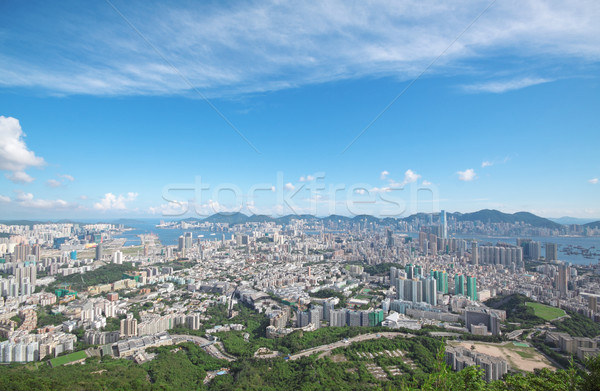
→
(463, 77, 552, 93)
(589, 178, 599, 184)
(481, 156, 511, 168)
(380, 170, 389, 180)
(13, 190, 74, 209)
(457, 168, 476, 181)
(0, 1, 597, 96)
(6, 171, 35, 184)
(46, 179, 62, 188)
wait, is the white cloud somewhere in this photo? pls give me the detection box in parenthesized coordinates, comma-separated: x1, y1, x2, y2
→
(79, 195, 88, 200)
(93, 192, 138, 210)
(0, 2, 598, 96)
(0, 117, 45, 182)
(46, 179, 62, 188)
(457, 168, 477, 181)
(481, 161, 493, 168)
(148, 202, 188, 216)
(388, 169, 422, 188)
(402, 169, 420, 185)
(284, 183, 296, 191)
(589, 178, 599, 184)
(422, 180, 432, 186)
(0, 195, 10, 203)
(6, 171, 35, 183)
(13, 190, 72, 209)
(60, 174, 75, 181)
(380, 170, 389, 180)
(463, 77, 552, 93)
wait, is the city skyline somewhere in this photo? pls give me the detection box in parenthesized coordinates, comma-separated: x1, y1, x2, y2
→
(1, 1, 599, 219)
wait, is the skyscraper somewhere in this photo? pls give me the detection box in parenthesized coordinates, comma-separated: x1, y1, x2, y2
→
(113, 250, 123, 264)
(546, 243, 558, 261)
(414, 265, 423, 278)
(14, 243, 30, 262)
(120, 315, 138, 337)
(390, 266, 400, 287)
(386, 228, 394, 248)
(471, 242, 478, 266)
(425, 276, 437, 306)
(454, 274, 465, 295)
(184, 232, 193, 249)
(440, 210, 447, 240)
(95, 243, 103, 261)
(431, 270, 448, 294)
(557, 263, 569, 296)
(418, 231, 428, 252)
(467, 275, 477, 301)
(405, 264, 414, 280)
(396, 277, 406, 301)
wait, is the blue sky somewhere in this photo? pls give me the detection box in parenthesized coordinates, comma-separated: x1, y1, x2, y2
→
(0, 0, 599, 219)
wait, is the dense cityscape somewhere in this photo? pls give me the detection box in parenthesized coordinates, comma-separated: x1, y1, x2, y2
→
(0, 210, 599, 388)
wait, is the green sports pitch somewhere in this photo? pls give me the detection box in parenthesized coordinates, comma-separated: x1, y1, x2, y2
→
(526, 302, 566, 321)
(49, 350, 87, 367)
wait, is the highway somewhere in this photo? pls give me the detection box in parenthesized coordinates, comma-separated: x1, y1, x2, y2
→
(286, 331, 412, 360)
(171, 334, 236, 362)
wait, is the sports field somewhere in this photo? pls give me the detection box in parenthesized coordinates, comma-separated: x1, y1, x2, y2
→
(525, 302, 566, 321)
(49, 350, 87, 367)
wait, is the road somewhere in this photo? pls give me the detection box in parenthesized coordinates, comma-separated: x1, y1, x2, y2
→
(286, 331, 412, 361)
(171, 334, 236, 362)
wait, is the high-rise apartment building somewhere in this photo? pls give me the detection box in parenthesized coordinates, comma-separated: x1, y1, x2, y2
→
(467, 275, 477, 301)
(546, 243, 558, 261)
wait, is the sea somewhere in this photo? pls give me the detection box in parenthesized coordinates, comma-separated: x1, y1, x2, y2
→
(113, 220, 233, 246)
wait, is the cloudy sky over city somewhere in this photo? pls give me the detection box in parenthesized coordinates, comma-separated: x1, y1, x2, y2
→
(0, 0, 599, 218)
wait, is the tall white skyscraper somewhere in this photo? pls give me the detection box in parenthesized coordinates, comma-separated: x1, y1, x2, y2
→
(440, 210, 447, 240)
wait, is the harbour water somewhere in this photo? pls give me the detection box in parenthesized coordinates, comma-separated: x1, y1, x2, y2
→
(113, 220, 233, 246)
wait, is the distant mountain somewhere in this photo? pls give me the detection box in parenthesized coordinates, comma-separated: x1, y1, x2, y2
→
(584, 221, 600, 229)
(0, 220, 48, 227)
(1, 210, 567, 229)
(246, 214, 274, 223)
(173, 209, 563, 230)
(202, 212, 250, 225)
(351, 214, 381, 224)
(110, 218, 148, 225)
(274, 214, 318, 224)
(450, 209, 562, 229)
(550, 217, 600, 225)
